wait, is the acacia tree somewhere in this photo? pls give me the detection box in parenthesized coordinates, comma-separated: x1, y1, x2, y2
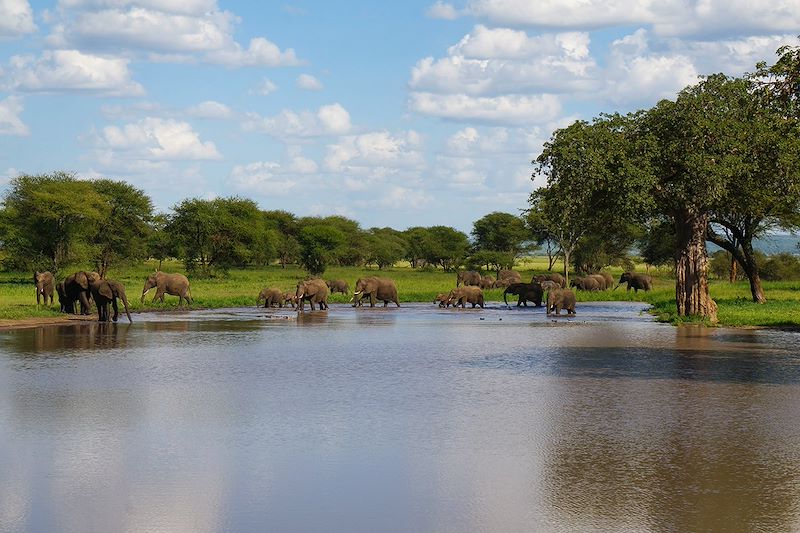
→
(470, 212, 531, 271)
(1, 172, 109, 274)
(533, 115, 653, 287)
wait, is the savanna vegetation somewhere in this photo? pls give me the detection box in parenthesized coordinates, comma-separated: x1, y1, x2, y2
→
(1, 42, 800, 327)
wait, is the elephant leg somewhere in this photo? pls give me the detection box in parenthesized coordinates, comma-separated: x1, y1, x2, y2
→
(112, 298, 119, 322)
(79, 292, 91, 315)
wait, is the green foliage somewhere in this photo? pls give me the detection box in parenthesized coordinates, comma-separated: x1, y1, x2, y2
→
(467, 249, 514, 272)
(364, 227, 407, 269)
(168, 197, 274, 275)
(471, 212, 531, 259)
(263, 210, 300, 267)
(760, 253, 800, 280)
(297, 223, 346, 275)
(1, 172, 110, 274)
(638, 218, 675, 268)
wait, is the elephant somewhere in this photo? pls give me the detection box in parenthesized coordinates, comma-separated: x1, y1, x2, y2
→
(570, 276, 602, 291)
(56, 280, 68, 312)
(539, 280, 560, 292)
(499, 269, 522, 282)
(282, 291, 299, 309)
(479, 275, 496, 289)
(447, 286, 484, 308)
(141, 271, 192, 305)
(62, 271, 100, 315)
(352, 277, 400, 307)
(296, 279, 329, 311)
(257, 287, 285, 308)
(434, 293, 450, 308)
(547, 288, 577, 316)
(532, 273, 566, 288)
(34, 271, 55, 306)
(89, 279, 132, 323)
(493, 278, 513, 289)
(597, 272, 614, 289)
(503, 282, 543, 307)
(326, 279, 349, 295)
(615, 272, 653, 293)
(456, 270, 481, 287)
(586, 273, 609, 290)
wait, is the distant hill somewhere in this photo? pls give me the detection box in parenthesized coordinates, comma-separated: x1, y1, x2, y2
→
(707, 234, 800, 255)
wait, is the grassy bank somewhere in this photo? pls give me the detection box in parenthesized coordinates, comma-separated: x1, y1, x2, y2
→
(2, 259, 800, 328)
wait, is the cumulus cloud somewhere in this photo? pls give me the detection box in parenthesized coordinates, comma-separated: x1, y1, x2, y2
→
(251, 78, 277, 95)
(0, 96, 29, 136)
(243, 103, 351, 138)
(410, 28, 595, 96)
(296, 73, 323, 91)
(95, 117, 221, 160)
(46, 1, 301, 67)
(0, 0, 36, 39)
(461, 0, 800, 38)
(4, 50, 144, 95)
(426, 1, 461, 20)
(186, 100, 232, 119)
(409, 92, 561, 125)
(324, 130, 424, 177)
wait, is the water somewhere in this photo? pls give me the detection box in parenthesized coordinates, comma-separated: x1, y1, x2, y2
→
(2, 302, 800, 532)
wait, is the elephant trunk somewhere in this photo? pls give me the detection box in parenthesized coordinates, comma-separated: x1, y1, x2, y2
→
(503, 289, 510, 307)
(612, 284, 621, 291)
(120, 291, 133, 323)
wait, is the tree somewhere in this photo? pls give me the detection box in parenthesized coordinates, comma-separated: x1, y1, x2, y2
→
(169, 197, 273, 273)
(533, 115, 652, 287)
(637, 218, 676, 270)
(91, 179, 153, 278)
(263, 210, 300, 268)
(523, 208, 561, 271)
(425, 226, 470, 271)
(0, 172, 109, 274)
(753, 39, 800, 116)
(146, 213, 174, 271)
(365, 227, 407, 269)
(297, 224, 345, 275)
(471, 212, 531, 267)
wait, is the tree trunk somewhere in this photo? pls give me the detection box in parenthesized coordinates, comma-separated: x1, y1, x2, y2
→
(728, 255, 738, 283)
(740, 241, 766, 304)
(674, 210, 717, 322)
(562, 249, 571, 288)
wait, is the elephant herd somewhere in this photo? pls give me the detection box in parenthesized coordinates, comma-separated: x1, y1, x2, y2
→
(258, 277, 401, 311)
(33, 270, 193, 323)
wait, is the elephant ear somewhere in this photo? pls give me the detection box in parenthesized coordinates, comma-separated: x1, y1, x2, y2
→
(99, 283, 114, 300)
(76, 272, 89, 289)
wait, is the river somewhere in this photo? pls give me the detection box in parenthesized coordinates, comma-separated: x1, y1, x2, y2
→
(2, 302, 800, 532)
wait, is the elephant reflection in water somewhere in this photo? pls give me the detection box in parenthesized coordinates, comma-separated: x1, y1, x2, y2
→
(19, 322, 132, 353)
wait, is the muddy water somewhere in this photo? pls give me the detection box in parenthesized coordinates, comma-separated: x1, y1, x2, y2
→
(2, 302, 800, 532)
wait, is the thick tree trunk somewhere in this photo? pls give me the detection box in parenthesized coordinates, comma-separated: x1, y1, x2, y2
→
(675, 210, 717, 322)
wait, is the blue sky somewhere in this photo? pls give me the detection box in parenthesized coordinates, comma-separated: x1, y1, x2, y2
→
(0, 1, 797, 232)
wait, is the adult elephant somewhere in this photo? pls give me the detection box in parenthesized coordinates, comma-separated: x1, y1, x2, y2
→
(615, 272, 653, 293)
(141, 271, 193, 305)
(498, 270, 522, 284)
(570, 276, 602, 291)
(353, 277, 400, 307)
(34, 271, 55, 306)
(479, 275, 495, 289)
(447, 286, 484, 308)
(296, 279, 329, 311)
(532, 273, 565, 288)
(596, 272, 614, 289)
(62, 271, 100, 315)
(503, 282, 543, 307)
(257, 287, 284, 308)
(456, 270, 481, 287)
(326, 279, 349, 295)
(90, 278, 132, 323)
(547, 288, 577, 316)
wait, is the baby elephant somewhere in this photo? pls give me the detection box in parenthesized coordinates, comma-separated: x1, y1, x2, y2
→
(434, 293, 450, 308)
(615, 272, 653, 292)
(282, 291, 299, 309)
(547, 288, 576, 316)
(257, 287, 284, 308)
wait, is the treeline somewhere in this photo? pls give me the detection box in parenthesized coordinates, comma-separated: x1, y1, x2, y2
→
(528, 42, 800, 321)
(0, 172, 540, 277)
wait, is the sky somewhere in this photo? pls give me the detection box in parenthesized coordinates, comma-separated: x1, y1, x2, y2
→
(0, 0, 798, 233)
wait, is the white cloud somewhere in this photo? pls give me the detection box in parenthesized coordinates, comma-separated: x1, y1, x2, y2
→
(243, 103, 351, 138)
(251, 77, 277, 95)
(46, 2, 301, 67)
(409, 92, 561, 124)
(324, 130, 425, 177)
(426, 1, 461, 20)
(409, 27, 596, 99)
(0, 0, 36, 39)
(296, 73, 323, 91)
(462, 0, 800, 38)
(0, 96, 29, 136)
(186, 100, 232, 119)
(95, 117, 221, 160)
(5, 50, 144, 95)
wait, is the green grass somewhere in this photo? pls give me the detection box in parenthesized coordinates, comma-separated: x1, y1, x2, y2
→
(3, 259, 800, 328)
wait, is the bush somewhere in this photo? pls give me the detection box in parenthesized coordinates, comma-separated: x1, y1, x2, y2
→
(761, 253, 800, 281)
